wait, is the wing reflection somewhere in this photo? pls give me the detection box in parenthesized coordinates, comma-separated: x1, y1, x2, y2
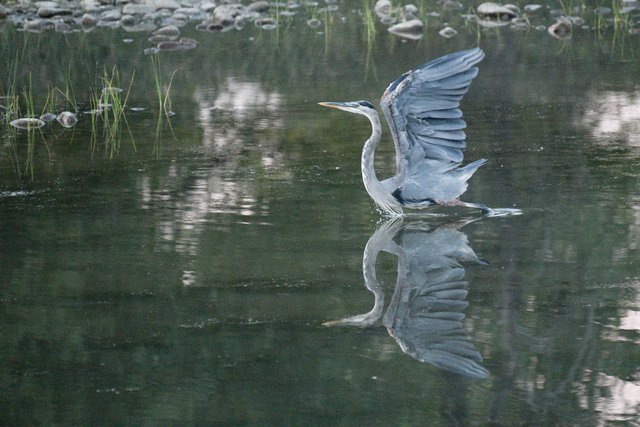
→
(325, 218, 489, 379)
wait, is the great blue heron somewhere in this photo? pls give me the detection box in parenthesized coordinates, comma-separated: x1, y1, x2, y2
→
(319, 48, 490, 216)
(323, 218, 489, 379)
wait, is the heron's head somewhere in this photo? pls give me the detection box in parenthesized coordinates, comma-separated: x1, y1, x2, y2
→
(318, 100, 376, 117)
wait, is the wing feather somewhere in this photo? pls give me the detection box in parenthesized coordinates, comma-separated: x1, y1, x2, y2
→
(380, 48, 485, 193)
(416, 136, 466, 149)
(423, 118, 466, 130)
(421, 145, 464, 163)
(422, 109, 463, 119)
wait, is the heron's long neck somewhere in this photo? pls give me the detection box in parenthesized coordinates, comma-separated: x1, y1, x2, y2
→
(361, 112, 384, 199)
(322, 232, 386, 327)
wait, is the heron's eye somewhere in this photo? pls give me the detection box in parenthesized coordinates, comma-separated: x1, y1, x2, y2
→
(358, 101, 375, 109)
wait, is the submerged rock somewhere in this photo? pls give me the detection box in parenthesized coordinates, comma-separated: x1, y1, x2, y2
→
(120, 14, 138, 27)
(511, 17, 530, 30)
(122, 21, 157, 32)
(400, 4, 418, 20)
(594, 6, 612, 15)
(477, 2, 518, 20)
(439, 26, 458, 38)
(206, 5, 242, 31)
(0, 4, 9, 19)
(524, 4, 543, 13)
(253, 17, 277, 30)
(23, 19, 56, 32)
(36, 1, 62, 8)
(100, 9, 122, 21)
(80, 0, 101, 13)
(403, 4, 419, 15)
(153, 24, 180, 38)
(254, 17, 275, 28)
(504, 4, 521, 14)
(380, 16, 396, 25)
(388, 19, 424, 40)
(568, 16, 585, 25)
(149, 34, 173, 43)
(621, 3, 640, 13)
(57, 22, 74, 32)
(81, 13, 98, 26)
(178, 37, 197, 48)
(213, 4, 245, 21)
(153, 0, 181, 10)
(101, 87, 123, 95)
(122, 3, 156, 15)
(441, 0, 464, 11)
(234, 15, 244, 30)
(548, 17, 572, 39)
(40, 112, 57, 122)
(10, 118, 46, 129)
(476, 17, 511, 27)
(170, 13, 189, 24)
(57, 111, 78, 128)
(247, 1, 269, 13)
(203, 20, 228, 31)
(157, 37, 197, 51)
(38, 6, 72, 18)
(375, 0, 392, 18)
(176, 7, 205, 18)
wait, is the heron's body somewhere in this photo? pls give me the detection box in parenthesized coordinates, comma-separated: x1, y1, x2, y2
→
(320, 48, 489, 216)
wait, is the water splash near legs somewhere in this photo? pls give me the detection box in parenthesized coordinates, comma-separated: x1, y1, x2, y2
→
(484, 207, 523, 217)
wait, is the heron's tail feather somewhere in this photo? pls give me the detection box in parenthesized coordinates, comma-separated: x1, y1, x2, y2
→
(455, 158, 487, 181)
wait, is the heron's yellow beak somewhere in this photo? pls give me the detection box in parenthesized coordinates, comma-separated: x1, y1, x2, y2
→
(318, 101, 348, 110)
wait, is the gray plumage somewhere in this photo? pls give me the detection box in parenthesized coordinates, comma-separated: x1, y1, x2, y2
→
(383, 221, 489, 379)
(323, 218, 489, 379)
(319, 48, 489, 216)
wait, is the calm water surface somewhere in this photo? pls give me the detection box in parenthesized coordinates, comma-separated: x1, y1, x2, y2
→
(1, 8, 640, 425)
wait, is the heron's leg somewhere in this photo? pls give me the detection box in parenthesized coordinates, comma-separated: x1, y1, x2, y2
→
(463, 202, 493, 214)
(446, 199, 494, 214)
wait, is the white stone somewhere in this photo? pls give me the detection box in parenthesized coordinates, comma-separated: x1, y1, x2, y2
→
(524, 4, 542, 13)
(81, 13, 97, 25)
(34, 1, 59, 8)
(247, 1, 269, 13)
(476, 2, 518, 19)
(123, 3, 156, 14)
(152, 0, 181, 10)
(200, 2, 216, 12)
(439, 26, 458, 38)
(388, 19, 424, 40)
(375, 0, 391, 17)
(100, 9, 121, 20)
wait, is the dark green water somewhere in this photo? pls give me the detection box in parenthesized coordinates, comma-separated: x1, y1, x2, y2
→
(1, 9, 640, 425)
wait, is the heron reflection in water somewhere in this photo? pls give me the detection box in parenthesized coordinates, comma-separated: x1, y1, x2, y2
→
(324, 218, 489, 379)
(320, 48, 519, 217)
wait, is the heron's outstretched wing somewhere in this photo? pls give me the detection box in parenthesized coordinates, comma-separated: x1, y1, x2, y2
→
(383, 225, 489, 379)
(380, 48, 485, 198)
